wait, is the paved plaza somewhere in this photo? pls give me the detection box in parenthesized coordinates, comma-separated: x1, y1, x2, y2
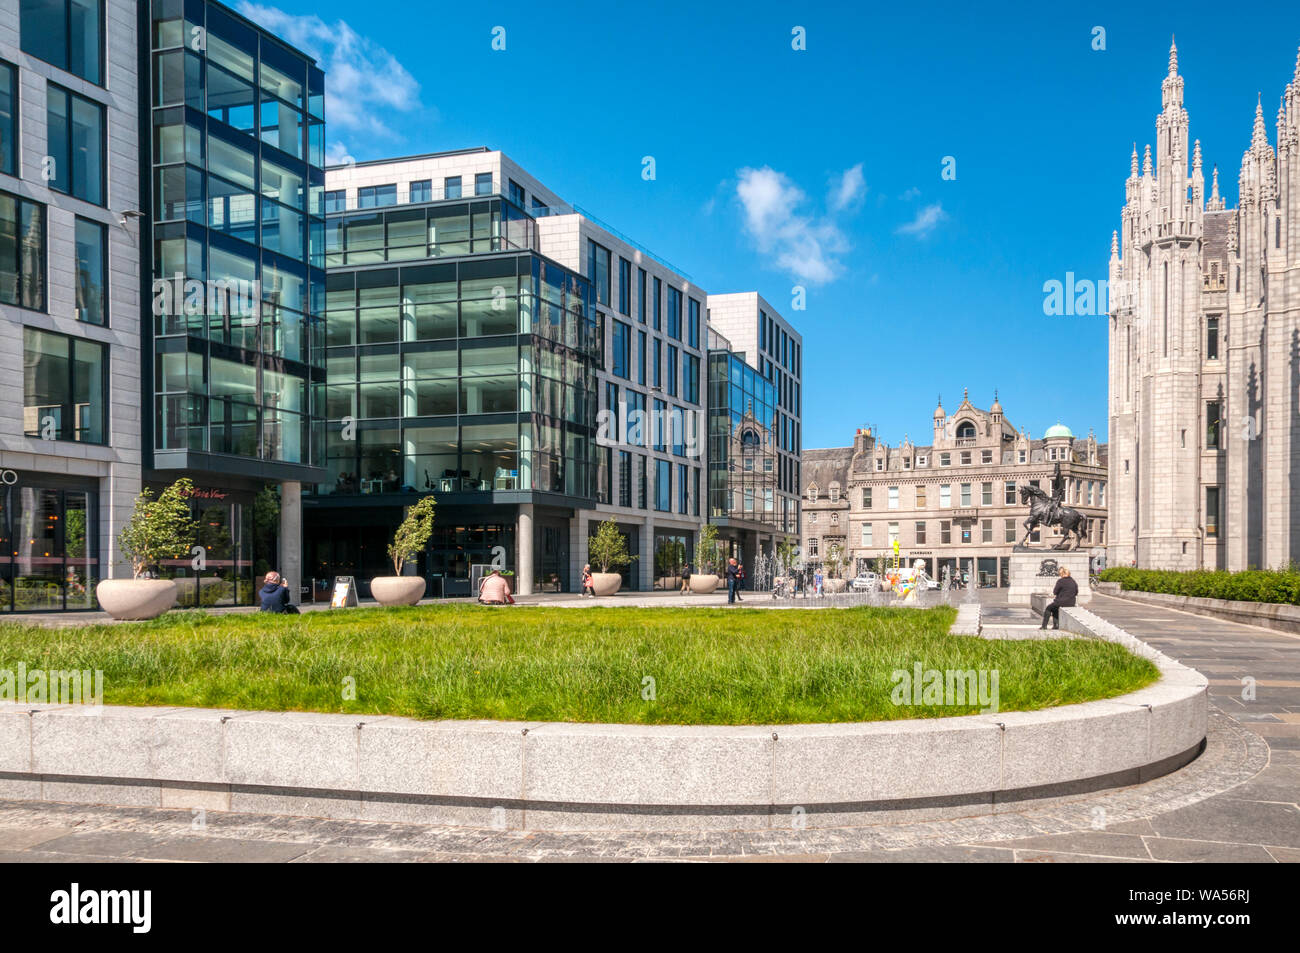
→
(0, 592, 1296, 862)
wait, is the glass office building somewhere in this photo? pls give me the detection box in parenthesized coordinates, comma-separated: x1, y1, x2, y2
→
(142, 0, 326, 605)
(305, 186, 600, 597)
(707, 332, 792, 566)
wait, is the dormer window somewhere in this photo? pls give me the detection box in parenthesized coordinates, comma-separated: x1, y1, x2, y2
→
(829, 484, 840, 503)
(808, 484, 819, 502)
(876, 459, 884, 471)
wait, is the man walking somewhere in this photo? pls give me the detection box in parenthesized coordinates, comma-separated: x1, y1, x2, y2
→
(726, 557, 740, 605)
(1040, 566, 1078, 630)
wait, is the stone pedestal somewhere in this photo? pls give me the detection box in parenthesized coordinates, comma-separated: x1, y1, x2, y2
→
(1006, 547, 1091, 606)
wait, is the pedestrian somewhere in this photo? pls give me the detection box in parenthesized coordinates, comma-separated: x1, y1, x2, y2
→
(478, 569, 512, 605)
(581, 563, 595, 598)
(725, 557, 740, 605)
(735, 561, 745, 601)
(259, 571, 299, 614)
(680, 561, 692, 594)
(1039, 566, 1078, 630)
(814, 569, 823, 596)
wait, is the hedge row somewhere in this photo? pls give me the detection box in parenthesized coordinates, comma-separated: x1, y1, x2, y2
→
(1098, 567, 1300, 605)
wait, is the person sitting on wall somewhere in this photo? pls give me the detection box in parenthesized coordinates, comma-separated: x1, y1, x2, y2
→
(478, 569, 512, 605)
(259, 571, 299, 614)
(1039, 566, 1078, 630)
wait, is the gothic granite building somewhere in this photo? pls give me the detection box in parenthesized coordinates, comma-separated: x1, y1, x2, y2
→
(1108, 42, 1300, 570)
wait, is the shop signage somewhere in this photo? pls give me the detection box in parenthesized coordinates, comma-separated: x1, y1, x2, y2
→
(331, 576, 358, 608)
(0, 469, 17, 485)
(179, 486, 229, 500)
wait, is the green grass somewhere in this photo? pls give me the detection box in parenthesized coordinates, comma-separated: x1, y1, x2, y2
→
(0, 605, 1159, 725)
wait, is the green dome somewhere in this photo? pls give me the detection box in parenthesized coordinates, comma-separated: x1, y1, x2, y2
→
(1043, 422, 1074, 439)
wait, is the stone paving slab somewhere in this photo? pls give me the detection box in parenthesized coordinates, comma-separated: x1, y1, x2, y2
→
(0, 591, 1293, 862)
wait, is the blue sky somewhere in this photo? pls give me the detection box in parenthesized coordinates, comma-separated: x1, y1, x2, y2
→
(239, 0, 1300, 449)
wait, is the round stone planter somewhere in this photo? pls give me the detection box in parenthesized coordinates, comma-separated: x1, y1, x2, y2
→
(591, 572, 623, 596)
(824, 578, 848, 593)
(656, 576, 682, 591)
(95, 578, 178, 621)
(370, 576, 427, 606)
(689, 574, 721, 594)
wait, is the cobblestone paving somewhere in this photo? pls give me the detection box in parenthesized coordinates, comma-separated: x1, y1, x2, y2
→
(0, 593, 1296, 862)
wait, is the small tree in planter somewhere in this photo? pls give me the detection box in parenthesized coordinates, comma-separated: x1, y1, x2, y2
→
(119, 478, 200, 579)
(98, 478, 200, 620)
(689, 523, 723, 593)
(588, 519, 635, 595)
(373, 496, 436, 606)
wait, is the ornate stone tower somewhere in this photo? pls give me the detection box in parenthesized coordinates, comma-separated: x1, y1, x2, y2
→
(1110, 41, 1300, 570)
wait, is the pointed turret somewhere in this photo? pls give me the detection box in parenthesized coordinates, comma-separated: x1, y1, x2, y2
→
(1208, 165, 1224, 211)
(1143, 144, 1153, 176)
(1252, 94, 1268, 151)
(1130, 143, 1139, 178)
(1110, 230, 1119, 259)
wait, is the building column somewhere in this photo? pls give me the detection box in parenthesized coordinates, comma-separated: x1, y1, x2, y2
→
(640, 515, 654, 590)
(517, 504, 534, 596)
(278, 481, 302, 604)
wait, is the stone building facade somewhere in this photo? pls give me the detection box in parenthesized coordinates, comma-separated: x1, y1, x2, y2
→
(801, 393, 1107, 587)
(1108, 42, 1300, 570)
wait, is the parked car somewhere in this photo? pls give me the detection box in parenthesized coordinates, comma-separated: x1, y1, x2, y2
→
(850, 573, 879, 591)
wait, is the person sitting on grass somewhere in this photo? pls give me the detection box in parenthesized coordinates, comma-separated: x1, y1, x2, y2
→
(259, 571, 298, 614)
(478, 569, 512, 605)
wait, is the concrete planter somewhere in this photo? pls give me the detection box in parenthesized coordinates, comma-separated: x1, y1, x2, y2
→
(95, 579, 178, 621)
(824, 578, 848, 593)
(370, 576, 426, 606)
(689, 574, 721, 594)
(591, 572, 622, 596)
(656, 576, 682, 590)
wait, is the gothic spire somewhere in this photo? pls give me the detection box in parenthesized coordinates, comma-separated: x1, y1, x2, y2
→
(1130, 142, 1139, 177)
(1169, 35, 1178, 76)
(1208, 165, 1224, 210)
(1143, 144, 1153, 175)
(1110, 230, 1119, 258)
(1253, 94, 1268, 150)
(1192, 139, 1202, 171)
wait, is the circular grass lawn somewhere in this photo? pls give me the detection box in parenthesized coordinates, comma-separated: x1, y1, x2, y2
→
(0, 605, 1159, 725)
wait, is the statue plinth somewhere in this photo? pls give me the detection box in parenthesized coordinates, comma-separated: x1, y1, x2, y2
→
(1005, 549, 1092, 607)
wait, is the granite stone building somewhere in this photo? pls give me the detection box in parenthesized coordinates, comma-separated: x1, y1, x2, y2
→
(802, 393, 1107, 588)
(1108, 42, 1300, 570)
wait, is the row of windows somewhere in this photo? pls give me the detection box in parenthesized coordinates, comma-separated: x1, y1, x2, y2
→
(608, 318, 702, 402)
(588, 239, 700, 347)
(1, 189, 107, 325)
(602, 451, 700, 516)
(809, 479, 1107, 510)
(827, 517, 1109, 548)
(869, 446, 1082, 471)
(324, 173, 496, 213)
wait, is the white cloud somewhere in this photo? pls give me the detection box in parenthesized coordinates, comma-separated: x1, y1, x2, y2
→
(829, 163, 866, 212)
(897, 202, 947, 237)
(900, 187, 921, 201)
(235, 3, 422, 144)
(735, 166, 850, 284)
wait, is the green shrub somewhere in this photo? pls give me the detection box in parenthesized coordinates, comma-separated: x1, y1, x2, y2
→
(1098, 566, 1300, 605)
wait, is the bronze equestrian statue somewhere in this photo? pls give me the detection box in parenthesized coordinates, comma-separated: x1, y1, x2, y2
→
(1018, 463, 1089, 550)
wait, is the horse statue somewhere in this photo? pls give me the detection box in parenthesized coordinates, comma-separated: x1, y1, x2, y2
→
(1018, 483, 1089, 550)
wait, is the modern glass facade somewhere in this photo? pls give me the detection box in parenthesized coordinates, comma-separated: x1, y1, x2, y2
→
(707, 348, 781, 528)
(307, 182, 601, 595)
(145, 0, 326, 480)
